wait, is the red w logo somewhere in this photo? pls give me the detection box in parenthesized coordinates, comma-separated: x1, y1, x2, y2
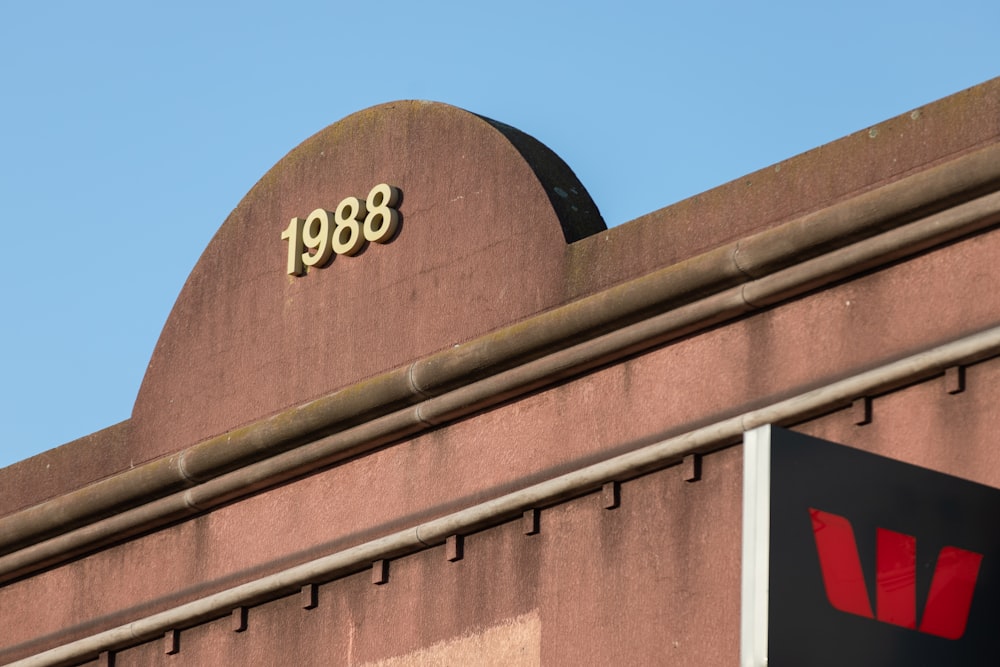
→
(810, 508, 984, 640)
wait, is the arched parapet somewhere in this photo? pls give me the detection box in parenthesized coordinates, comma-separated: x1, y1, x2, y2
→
(129, 101, 605, 463)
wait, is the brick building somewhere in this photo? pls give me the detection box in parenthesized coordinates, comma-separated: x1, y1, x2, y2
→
(2, 78, 999, 665)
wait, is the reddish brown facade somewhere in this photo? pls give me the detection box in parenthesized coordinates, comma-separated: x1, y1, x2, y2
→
(1, 79, 999, 665)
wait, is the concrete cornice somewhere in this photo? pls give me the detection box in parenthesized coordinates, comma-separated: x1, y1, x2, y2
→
(1, 142, 999, 583)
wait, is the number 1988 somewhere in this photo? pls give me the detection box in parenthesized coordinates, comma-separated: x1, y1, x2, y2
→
(281, 183, 401, 276)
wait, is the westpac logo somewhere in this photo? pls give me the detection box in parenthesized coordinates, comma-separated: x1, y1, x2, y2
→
(810, 508, 984, 640)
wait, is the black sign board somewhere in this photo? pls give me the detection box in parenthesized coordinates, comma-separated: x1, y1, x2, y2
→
(741, 425, 1000, 666)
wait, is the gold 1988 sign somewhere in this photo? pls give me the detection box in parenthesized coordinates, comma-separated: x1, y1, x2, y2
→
(280, 183, 401, 276)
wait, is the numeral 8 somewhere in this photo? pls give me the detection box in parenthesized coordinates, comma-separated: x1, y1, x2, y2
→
(363, 183, 400, 243)
(333, 196, 366, 256)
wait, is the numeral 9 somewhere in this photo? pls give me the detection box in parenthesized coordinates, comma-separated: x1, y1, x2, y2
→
(302, 210, 334, 268)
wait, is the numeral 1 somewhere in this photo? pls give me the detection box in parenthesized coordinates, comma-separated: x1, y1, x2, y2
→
(281, 216, 305, 276)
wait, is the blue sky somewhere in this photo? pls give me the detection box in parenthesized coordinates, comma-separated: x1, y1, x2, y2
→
(1, 1, 996, 469)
